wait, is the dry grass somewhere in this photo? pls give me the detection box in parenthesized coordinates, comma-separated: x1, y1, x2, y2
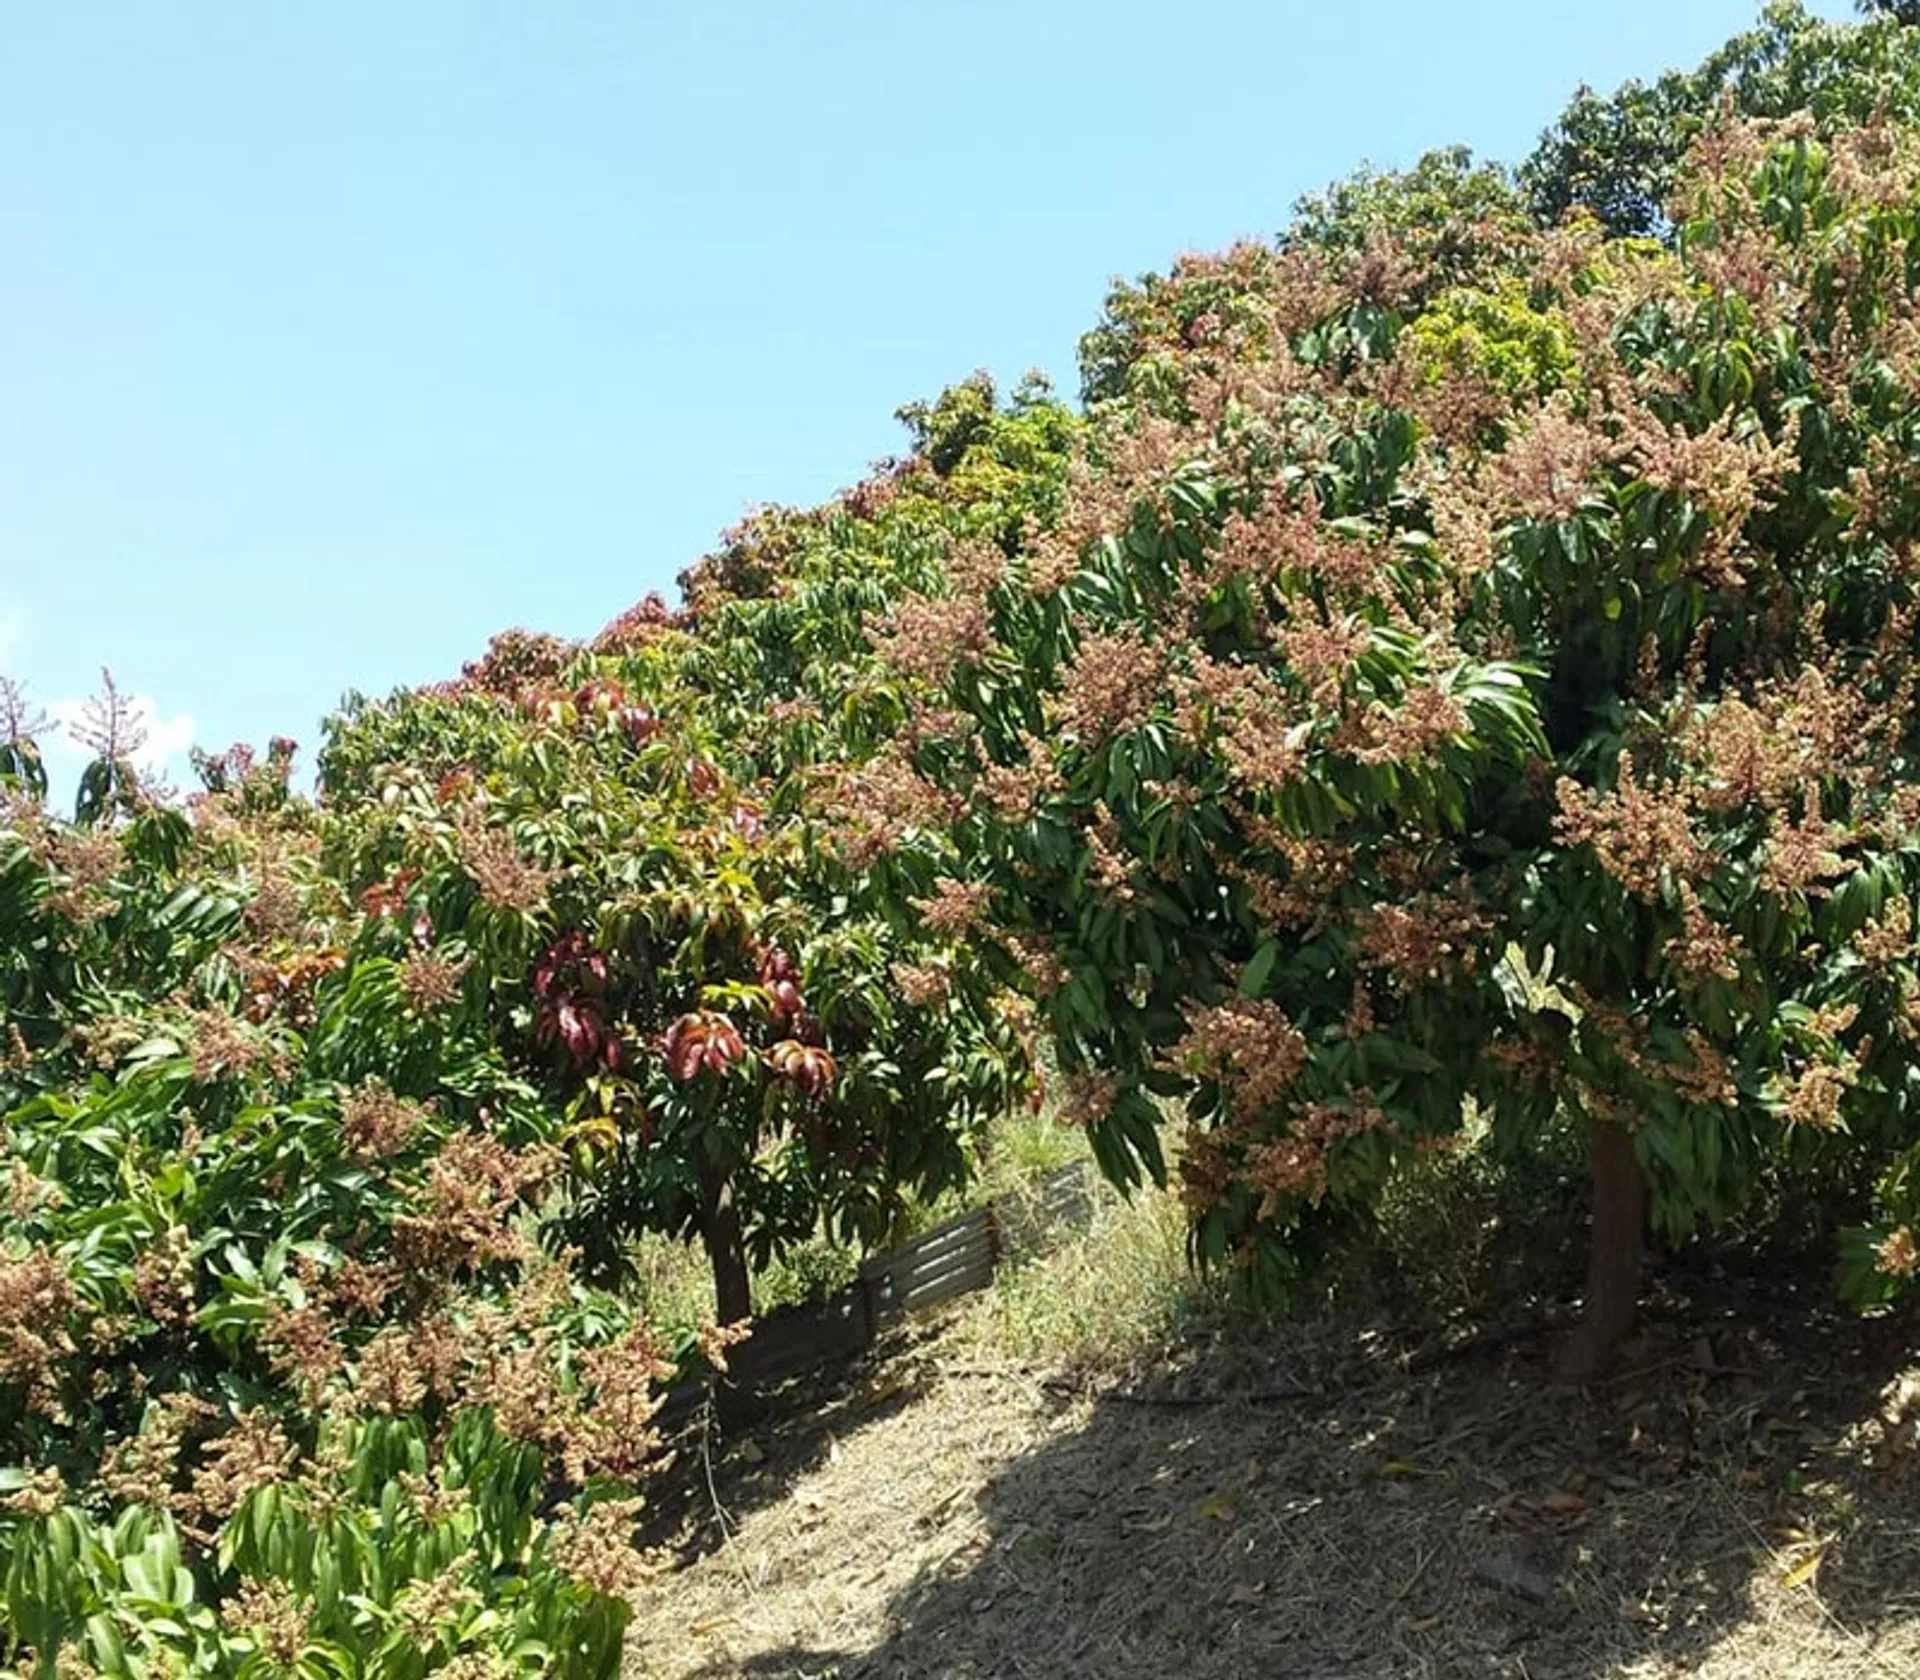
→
(945, 1175, 1217, 1370)
(624, 1197, 1920, 1680)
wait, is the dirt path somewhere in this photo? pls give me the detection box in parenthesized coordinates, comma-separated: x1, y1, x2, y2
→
(626, 1287, 1920, 1680)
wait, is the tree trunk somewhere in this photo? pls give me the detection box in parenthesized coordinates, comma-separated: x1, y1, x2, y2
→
(1555, 1116, 1645, 1383)
(696, 1160, 753, 1327)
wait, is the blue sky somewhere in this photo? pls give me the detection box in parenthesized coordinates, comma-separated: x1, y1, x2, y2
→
(0, 2, 1849, 797)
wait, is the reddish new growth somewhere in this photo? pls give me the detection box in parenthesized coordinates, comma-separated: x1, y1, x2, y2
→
(234, 946, 347, 1029)
(459, 628, 574, 698)
(571, 677, 660, 749)
(766, 1039, 837, 1098)
(663, 1011, 747, 1081)
(757, 944, 805, 1027)
(590, 590, 680, 655)
(533, 932, 625, 1072)
(359, 866, 422, 920)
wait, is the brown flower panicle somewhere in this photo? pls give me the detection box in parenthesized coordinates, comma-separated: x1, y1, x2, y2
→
(0, 1246, 80, 1417)
(455, 818, 556, 914)
(131, 1227, 196, 1328)
(1350, 888, 1492, 991)
(340, 1080, 433, 1162)
(392, 1135, 559, 1277)
(1555, 754, 1707, 901)
(398, 947, 473, 1011)
(1877, 1226, 1919, 1280)
(913, 877, 995, 938)
(220, 1578, 310, 1666)
(1048, 628, 1165, 745)
(890, 962, 950, 1007)
(187, 1409, 296, 1530)
(1169, 997, 1308, 1117)
(548, 1496, 654, 1598)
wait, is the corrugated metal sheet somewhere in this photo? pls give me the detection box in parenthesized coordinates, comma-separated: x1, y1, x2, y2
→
(993, 1163, 1093, 1261)
(729, 1289, 872, 1388)
(865, 1208, 998, 1315)
(658, 1160, 1097, 1415)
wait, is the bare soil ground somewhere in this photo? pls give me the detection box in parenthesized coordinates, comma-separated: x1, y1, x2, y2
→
(625, 1260, 1920, 1680)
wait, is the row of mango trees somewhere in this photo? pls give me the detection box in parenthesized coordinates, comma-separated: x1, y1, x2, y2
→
(0, 595, 1029, 1673)
(9, 5, 1920, 1671)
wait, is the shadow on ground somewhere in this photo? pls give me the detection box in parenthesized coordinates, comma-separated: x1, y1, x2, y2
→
(637, 1316, 955, 1566)
(638, 1265, 1920, 1680)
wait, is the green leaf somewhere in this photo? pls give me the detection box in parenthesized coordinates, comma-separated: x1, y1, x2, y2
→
(1238, 940, 1280, 999)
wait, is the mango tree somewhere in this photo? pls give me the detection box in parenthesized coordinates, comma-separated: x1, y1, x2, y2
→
(2, 700, 664, 1677)
(844, 113, 1920, 1376)
(319, 608, 1029, 1324)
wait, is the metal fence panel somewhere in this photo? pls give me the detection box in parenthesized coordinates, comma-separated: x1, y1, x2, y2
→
(655, 1161, 1098, 1412)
